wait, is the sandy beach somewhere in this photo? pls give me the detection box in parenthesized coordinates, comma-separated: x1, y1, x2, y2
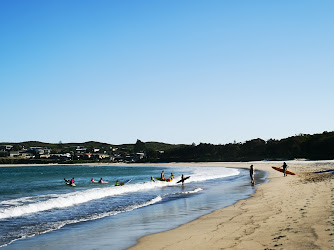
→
(1, 161, 333, 249)
(129, 161, 334, 250)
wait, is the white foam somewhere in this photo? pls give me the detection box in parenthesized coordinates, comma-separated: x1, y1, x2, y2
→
(0, 195, 164, 248)
(0, 197, 34, 206)
(175, 166, 239, 183)
(184, 187, 203, 194)
(0, 167, 238, 220)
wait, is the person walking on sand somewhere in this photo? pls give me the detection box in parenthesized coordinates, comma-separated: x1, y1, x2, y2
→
(282, 162, 288, 177)
(250, 165, 255, 185)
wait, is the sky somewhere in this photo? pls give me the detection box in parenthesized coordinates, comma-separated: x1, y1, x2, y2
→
(1, 0, 333, 145)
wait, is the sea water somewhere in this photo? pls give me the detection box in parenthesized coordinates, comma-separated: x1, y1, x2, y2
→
(0, 165, 267, 249)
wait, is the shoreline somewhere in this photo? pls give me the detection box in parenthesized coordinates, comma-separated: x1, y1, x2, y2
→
(0, 159, 333, 168)
(128, 161, 334, 250)
(1, 161, 333, 249)
(1, 163, 260, 249)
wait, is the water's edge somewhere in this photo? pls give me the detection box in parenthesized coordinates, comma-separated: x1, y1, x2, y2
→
(2, 168, 268, 250)
(128, 169, 268, 249)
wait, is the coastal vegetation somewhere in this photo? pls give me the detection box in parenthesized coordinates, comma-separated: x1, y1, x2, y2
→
(0, 131, 333, 164)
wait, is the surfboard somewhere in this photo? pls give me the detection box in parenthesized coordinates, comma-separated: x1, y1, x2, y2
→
(156, 177, 173, 182)
(66, 183, 76, 186)
(124, 179, 132, 184)
(177, 176, 190, 183)
(272, 166, 295, 175)
(115, 179, 132, 186)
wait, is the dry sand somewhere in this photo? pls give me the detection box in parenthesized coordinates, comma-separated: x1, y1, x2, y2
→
(129, 161, 334, 250)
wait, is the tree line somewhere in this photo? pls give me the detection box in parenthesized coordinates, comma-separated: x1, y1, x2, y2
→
(137, 131, 334, 162)
(1, 131, 333, 164)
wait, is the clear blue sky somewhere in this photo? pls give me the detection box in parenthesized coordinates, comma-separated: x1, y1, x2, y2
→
(1, 0, 333, 145)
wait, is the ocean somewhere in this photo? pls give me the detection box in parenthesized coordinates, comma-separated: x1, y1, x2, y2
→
(0, 164, 267, 249)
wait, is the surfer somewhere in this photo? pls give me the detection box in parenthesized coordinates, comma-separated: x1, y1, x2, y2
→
(150, 176, 155, 182)
(161, 170, 165, 181)
(91, 178, 95, 183)
(99, 178, 104, 183)
(115, 180, 120, 186)
(177, 174, 190, 184)
(282, 162, 288, 177)
(180, 174, 185, 185)
(250, 165, 255, 185)
(64, 178, 70, 183)
(170, 173, 174, 180)
(70, 177, 75, 184)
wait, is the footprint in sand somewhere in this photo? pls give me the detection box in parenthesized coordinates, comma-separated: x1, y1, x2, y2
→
(273, 235, 286, 240)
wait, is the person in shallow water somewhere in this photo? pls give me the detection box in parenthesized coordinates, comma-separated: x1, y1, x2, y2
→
(170, 173, 174, 180)
(250, 165, 255, 185)
(180, 174, 186, 185)
(161, 170, 165, 181)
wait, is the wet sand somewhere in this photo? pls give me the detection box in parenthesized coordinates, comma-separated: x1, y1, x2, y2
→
(129, 161, 334, 250)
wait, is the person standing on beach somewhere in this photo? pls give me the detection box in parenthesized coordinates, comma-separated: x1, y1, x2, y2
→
(282, 162, 288, 177)
(250, 165, 255, 185)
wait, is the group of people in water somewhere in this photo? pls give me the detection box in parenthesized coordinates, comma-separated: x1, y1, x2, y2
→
(150, 171, 188, 185)
(91, 177, 108, 183)
(64, 177, 120, 185)
(64, 177, 75, 184)
(66, 163, 291, 188)
(152, 170, 174, 181)
(65, 171, 188, 187)
(249, 162, 289, 185)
